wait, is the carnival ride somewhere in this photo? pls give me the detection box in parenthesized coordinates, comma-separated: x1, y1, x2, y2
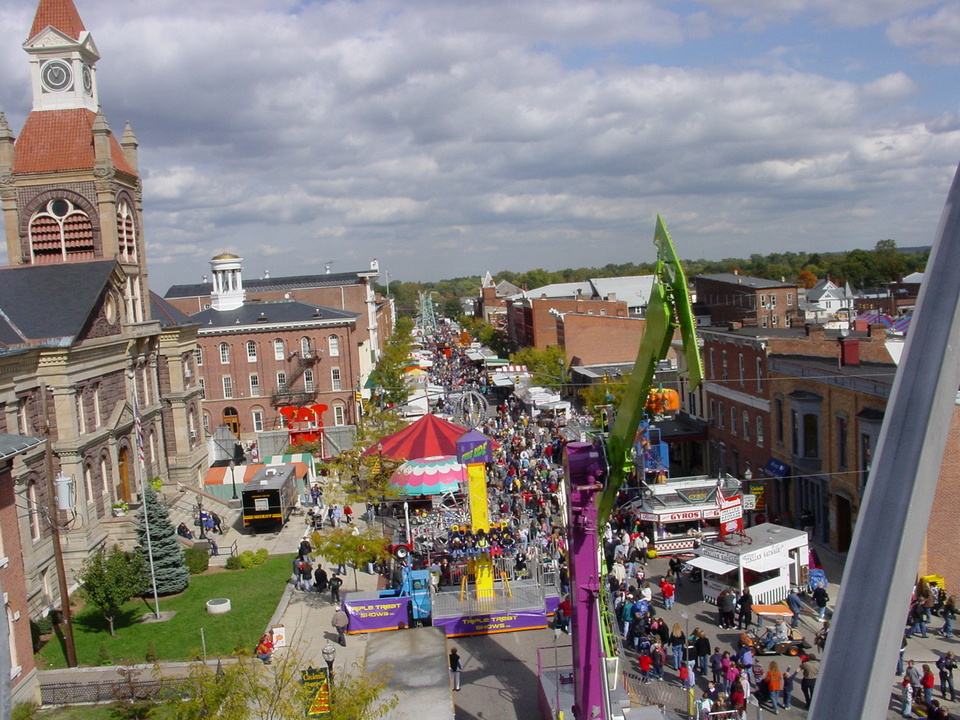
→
(559, 215, 704, 720)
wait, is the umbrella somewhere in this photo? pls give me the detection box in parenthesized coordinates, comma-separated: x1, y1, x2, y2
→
(363, 414, 472, 461)
(390, 455, 466, 496)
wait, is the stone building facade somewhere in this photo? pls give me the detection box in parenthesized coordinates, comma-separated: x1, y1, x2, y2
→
(0, 0, 205, 621)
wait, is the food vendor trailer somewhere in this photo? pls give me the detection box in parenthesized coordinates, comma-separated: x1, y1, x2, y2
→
(628, 474, 743, 555)
(687, 522, 809, 605)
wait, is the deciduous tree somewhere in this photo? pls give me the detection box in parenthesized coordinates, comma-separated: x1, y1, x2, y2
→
(79, 545, 148, 636)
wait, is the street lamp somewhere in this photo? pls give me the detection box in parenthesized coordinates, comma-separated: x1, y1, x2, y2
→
(321, 642, 336, 684)
(229, 459, 238, 501)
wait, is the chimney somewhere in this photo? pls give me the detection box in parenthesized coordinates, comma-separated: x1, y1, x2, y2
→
(839, 336, 860, 366)
(867, 323, 887, 342)
(805, 323, 826, 340)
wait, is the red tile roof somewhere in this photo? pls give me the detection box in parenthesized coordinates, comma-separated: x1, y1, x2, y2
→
(13, 109, 136, 176)
(29, 0, 86, 42)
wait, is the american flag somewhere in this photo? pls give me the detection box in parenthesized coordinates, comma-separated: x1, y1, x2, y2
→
(134, 398, 145, 463)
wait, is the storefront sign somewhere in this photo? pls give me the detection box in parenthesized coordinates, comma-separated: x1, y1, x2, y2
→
(343, 597, 411, 633)
(742, 542, 785, 565)
(718, 492, 743, 535)
(301, 667, 331, 717)
(433, 610, 548, 637)
(701, 545, 738, 564)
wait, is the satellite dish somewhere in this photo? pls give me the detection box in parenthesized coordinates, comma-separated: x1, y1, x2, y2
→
(839, 328, 850, 337)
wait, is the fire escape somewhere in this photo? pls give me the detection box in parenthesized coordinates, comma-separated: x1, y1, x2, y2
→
(272, 349, 322, 408)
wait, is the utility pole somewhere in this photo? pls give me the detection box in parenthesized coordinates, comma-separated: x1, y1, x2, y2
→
(40, 384, 77, 667)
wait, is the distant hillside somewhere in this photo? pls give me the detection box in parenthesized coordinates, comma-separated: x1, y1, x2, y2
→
(379, 241, 930, 317)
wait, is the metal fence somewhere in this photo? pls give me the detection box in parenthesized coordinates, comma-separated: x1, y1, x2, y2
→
(40, 677, 187, 706)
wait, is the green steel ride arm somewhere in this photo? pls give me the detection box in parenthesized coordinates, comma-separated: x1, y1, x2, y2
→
(596, 215, 704, 526)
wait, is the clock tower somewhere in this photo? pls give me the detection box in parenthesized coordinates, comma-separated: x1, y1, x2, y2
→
(23, 0, 100, 113)
(0, 0, 149, 322)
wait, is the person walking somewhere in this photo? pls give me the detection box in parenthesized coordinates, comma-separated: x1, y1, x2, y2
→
(660, 576, 675, 610)
(941, 596, 957, 637)
(449, 647, 463, 691)
(669, 623, 685, 670)
(781, 666, 799, 709)
(329, 573, 343, 604)
(298, 557, 313, 592)
(812, 583, 829, 621)
(800, 653, 820, 708)
(765, 661, 783, 714)
(786, 588, 804, 628)
(922, 664, 936, 707)
(937, 651, 957, 702)
(737, 587, 754, 630)
(331, 607, 349, 646)
(314, 564, 329, 594)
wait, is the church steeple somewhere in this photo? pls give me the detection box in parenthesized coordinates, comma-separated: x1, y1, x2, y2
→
(24, 0, 100, 112)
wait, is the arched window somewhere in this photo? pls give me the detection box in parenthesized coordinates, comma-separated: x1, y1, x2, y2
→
(246, 340, 257, 362)
(301, 337, 311, 356)
(29, 198, 94, 263)
(328, 335, 340, 357)
(116, 200, 137, 263)
(219, 343, 230, 364)
(274, 339, 285, 360)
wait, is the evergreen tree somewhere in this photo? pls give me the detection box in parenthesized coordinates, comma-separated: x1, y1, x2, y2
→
(135, 486, 190, 595)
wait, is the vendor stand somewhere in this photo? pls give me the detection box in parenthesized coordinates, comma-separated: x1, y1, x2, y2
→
(687, 523, 809, 605)
(629, 474, 743, 555)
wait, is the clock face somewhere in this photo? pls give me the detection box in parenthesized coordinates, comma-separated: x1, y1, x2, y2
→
(82, 64, 93, 95)
(41, 60, 73, 92)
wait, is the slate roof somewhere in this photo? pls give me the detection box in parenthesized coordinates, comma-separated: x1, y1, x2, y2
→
(191, 301, 358, 329)
(165, 270, 368, 299)
(149, 292, 197, 328)
(29, 0, 86, 42)
(14, 109, 135, 175)
(695, 273, 796, 289)
(0, 260, 115, 347)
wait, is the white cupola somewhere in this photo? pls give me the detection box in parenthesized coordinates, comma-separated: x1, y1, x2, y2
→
(210, 253, 245, 311)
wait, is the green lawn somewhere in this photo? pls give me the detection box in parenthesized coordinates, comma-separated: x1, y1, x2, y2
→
(38, 554, 294, 668)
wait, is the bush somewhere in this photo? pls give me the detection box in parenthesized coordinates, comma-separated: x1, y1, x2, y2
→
(29, 614, 53, 652)
(145, 643, 158, 663)
(238, 550, 257, 569)
(254, 548, 269, 565)
(183, 548, 209, 575)
(12, 702, 39, 720)
(225, 555, 243, 570)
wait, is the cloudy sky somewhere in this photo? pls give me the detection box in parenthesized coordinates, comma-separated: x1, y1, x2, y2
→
(3, 0, 960, 293)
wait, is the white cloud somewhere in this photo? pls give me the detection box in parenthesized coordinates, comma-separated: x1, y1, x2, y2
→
(2, 0, 960, 290)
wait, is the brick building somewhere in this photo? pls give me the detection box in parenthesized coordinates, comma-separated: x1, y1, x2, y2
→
(186, 255, 369, 440)
(557, 313, 646, 367)
(507, 290, 628, 350)
(694, 273, 800, 329)
(923, 402, 960, 590)
(0, 0, 205, 619)
(0, 433, 43, 705)
(767, 349, 894, 551)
